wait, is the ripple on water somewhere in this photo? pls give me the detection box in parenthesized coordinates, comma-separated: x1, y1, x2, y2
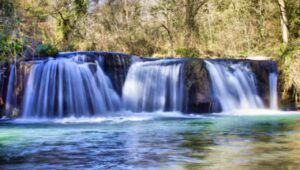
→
(1, 113, 300, 169)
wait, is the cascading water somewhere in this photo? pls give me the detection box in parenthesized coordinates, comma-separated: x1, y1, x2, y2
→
(122, 59, 184, 112)
(269, 73, 278, 109)
(205, 60, 265, 111)
(5, 64, 16, 115)
(22, 57, 121, 118)
(1, 52, 280, 117)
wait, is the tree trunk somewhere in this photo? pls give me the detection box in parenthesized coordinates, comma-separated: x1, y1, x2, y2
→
(277, 0, 289, 47)
(184, 0, 193, 48)
(162, 24, 174, 56)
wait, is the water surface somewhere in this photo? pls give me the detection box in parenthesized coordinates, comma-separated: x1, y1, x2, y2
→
(1, 112, 300, 169)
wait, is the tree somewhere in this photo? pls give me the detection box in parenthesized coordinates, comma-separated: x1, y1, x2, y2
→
(151, 0, 182, 56)
(49, 0, 88, 50)
(277, 0, 289, 47)
(184, 0, 208, 48)
(2, 0, 298, 57)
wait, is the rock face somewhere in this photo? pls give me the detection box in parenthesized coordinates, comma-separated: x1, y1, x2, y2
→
(100, 52, 134, 96)
(249, 60, 277, 107)
(0, 62, 10, 117)
(4, 62, 33, 116)
(183, 59, 215, 113)
(0, 52, 279, 117)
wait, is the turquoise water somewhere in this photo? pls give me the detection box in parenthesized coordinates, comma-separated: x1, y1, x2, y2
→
(1, 112, 300, 169)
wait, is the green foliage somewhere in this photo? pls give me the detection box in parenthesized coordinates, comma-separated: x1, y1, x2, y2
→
(74, 0, 88, 16)
(175, 48, 199, 57)
(271, 42, 300, 107)
(0, 33, 23, 61)
(286, 0, 300, 39)
(0, 0, 15, 33)
(1, 0, 299, 56)
(0, 0, 14, 17)
(35, 43, 58, 57)
(53, 0, 88, 48)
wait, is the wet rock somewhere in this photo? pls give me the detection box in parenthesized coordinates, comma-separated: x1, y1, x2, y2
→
(249, 60, 277, 107)
(101, 52, 133, 96)
(0, 62, 10, 116)
(4, 62, 33, 117)
(183, 59, 216, 113)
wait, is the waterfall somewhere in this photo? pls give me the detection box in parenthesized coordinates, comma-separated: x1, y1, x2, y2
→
(269, 73, 278, 109)
(22, 58, 121, 118)
(205, 60, 265, 111)
(5, 64, 16, 115)
(1, 52, 280, 117)
(122, 59, 184, 112)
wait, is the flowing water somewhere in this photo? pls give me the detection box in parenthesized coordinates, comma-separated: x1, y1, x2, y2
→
(269, 73, 278, 110)
(205, 60, 265, 111)
(5, 65, 16, 115)
(4, 57, 278, 117)
(22, 58, 121, 118)
(1, 55, 288, 169)
(1, 112, 300, 169)
(122, 59, 184, 112)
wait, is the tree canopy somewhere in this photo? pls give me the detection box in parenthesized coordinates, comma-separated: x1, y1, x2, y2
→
(0, 0, 299, 107)
(0, 0, 298, 57)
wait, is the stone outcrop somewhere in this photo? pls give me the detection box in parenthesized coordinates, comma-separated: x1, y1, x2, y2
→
(183, 59, 215, 113)
(5, 62, 33, 115)
(0, 62, 10, 117)
(100, 52, 133, 96)
(249, 60, 277, 107)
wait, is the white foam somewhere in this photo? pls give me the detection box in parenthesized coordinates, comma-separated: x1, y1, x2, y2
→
(7, 110, 300, 124)
(215, 109, 300, 116)
(8, 111, 207, 124)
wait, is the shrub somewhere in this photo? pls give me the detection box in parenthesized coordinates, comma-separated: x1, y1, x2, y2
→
(175, 47, 199, 58)
(35, 43, 58, 57)
(274, 43, 300, 108)
(0, 33, 23, 61)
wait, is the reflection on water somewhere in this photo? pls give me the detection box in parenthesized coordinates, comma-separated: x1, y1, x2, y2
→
(179, 116, 300, 169)
(1, 114, 300, 169)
